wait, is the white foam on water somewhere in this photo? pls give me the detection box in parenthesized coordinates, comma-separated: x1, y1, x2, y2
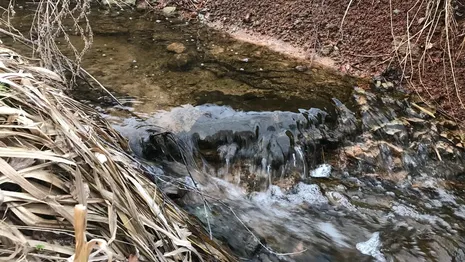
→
(419, 179, 458, 206)
(317, 222, 350, 248)
(391, 204, 451, 229)
(250, 183, 328, 207)
(454, 206, 465, 219)
(294, 146, 307, 176)
(356, 232, 386, 262)
(185, 176, 199, 189)
(310, 164, 331, 178)
(250, 185, 286, 206)
(436, 188, 457, 205)
(287, 183, 329, 205)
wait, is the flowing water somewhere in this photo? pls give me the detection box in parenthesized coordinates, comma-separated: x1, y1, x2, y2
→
(3, 4, 465, 262)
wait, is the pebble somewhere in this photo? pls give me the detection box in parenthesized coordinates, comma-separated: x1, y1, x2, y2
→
(167, 42, 186, 54)
(386, 191, 396, 197)
(163, 6, 176, 15)
(295, 65, 308, 72)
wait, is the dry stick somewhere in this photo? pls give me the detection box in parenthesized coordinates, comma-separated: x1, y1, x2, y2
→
(74, 204, 88, 262)
(80, 68, 123, 107)
(0, 28, 123, 107)
(443, 50, 453, 105)
(339, 0, 355, 39)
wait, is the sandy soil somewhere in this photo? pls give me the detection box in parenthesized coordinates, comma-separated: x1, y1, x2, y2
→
(165, 0, 465, 121)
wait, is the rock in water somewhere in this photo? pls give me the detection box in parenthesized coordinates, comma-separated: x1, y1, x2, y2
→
(166, 53, 194, 71)
(167, 42, 186, 54)
(295, 65, 308, 72)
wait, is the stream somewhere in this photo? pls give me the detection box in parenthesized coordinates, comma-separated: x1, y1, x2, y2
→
(3, 3, 465, 262)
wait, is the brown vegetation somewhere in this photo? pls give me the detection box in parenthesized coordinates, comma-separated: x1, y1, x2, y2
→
(0, 45, 232, 261)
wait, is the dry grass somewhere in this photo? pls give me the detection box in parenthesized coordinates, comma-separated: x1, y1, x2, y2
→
(341, 0, 465, 118)
(389, 0, 464, 110)
(0, 45, 233, 261)
(1, 0, 93, 79)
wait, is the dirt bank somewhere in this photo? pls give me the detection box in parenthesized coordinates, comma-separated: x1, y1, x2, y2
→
(167, 0, 465, 121)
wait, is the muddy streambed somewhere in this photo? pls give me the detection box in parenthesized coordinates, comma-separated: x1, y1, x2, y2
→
(3, 4, 465, 262)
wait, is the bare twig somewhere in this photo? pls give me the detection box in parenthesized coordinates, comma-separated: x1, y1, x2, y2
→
(339, 0, 355, 39)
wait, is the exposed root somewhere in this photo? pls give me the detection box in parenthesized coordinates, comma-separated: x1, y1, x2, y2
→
(342, 0, 465, 117)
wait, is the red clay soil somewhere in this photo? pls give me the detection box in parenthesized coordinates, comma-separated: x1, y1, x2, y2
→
(168, 0, 465, 121)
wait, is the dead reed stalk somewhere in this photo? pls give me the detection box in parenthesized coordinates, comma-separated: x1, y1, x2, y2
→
(0, 44, 233, 262)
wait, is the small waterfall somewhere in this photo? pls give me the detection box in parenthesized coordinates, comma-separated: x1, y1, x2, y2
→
(294, 145, 307, 178)
(141, 104, 339, 193)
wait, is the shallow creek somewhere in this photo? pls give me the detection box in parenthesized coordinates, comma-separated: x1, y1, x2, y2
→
(3, 4, 465, 262)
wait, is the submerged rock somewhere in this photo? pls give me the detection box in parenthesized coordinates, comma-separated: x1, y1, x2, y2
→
(167, 42, 187, 54)
(166, 53, 195, 71)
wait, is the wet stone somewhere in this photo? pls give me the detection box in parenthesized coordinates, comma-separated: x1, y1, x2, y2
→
(295, 65, 308, 72)
(454, 248, 465, 262)
(166, 53, 195, 71)
(189, 204, 261, 258)
(162, 6, 176, 16)
(167, 42, 187, 53)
